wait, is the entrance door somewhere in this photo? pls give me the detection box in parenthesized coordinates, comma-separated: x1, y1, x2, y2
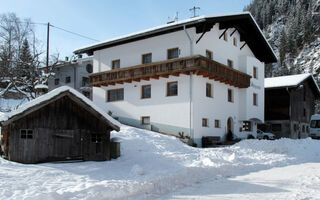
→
(227, 117, 233, 133)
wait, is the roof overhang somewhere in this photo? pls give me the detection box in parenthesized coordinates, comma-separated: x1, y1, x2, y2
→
(74, 12, 277, 64)
(265, 74, 320, 98)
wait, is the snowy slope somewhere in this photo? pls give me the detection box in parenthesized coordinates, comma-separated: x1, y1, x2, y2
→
(0, 125, 320, 200)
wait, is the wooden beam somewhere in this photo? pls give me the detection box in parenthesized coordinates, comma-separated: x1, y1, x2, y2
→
(219, 28, 228, 39)
(230, 29, 236, 37)
(160, 74, 169, 78)
(141, 77, 150, 81)
(196, 31, 207, 44)
(172, 72, 180, 77)
(240, 43, 247, 50)
(151, 75, 159, 80)
(133, 78, 141, 82)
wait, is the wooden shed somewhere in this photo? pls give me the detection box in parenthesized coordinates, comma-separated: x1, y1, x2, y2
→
(0, 86, 121, 164)
(264, 74, 320, 139)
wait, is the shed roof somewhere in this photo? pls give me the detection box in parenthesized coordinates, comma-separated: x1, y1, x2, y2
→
(265, 73, 320, 96)
(74, 12, 277, 64)
(0, 86, 121, 130)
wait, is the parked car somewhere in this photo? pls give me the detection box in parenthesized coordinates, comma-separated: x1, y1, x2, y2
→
(236, 129, 275, 140)
(310, 114, 320, 139)
(256, 129, 275, 140)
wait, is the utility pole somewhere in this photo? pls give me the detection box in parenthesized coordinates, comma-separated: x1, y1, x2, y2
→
(189, 6, 200, 18)
(46, 22, 50, 73)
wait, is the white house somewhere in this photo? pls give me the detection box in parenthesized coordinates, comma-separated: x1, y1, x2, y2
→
(74, 12, 277, 147)
(48, 57, 93, 99)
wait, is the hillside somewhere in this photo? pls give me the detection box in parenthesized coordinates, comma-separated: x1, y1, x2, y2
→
(245, 0, 320, 79)
(0, 125, 320, 199)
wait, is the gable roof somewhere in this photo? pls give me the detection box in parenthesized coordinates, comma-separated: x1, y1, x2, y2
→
(265, 73, 320, 96)
(74, 12, 277, 64)
(0, 86, 121, 130)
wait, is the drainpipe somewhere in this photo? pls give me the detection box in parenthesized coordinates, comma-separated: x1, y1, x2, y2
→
(183, 25, 193, 56)
(184, 25, 194, 140)
(189, 71, 193, 139)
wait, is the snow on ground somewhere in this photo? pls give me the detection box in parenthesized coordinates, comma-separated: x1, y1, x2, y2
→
(1, 125, 320, 200)
(160, 163, 320, 200)
(0, 97, 28, 112)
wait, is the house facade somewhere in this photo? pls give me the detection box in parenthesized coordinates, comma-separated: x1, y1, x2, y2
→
(264, 74, 320, 139)
(48, 57, 93, 99)
(74, 13, 276, 147)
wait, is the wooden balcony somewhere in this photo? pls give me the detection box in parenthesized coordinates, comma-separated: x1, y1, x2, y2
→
(89, 55, 251, 88)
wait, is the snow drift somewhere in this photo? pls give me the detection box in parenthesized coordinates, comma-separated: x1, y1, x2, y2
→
(0, 125, 320, 200)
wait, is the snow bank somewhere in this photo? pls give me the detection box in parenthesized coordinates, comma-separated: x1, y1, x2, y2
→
(0, 125, 320, 200)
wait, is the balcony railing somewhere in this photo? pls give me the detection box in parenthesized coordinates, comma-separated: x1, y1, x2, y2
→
(89, 55, 251, 88)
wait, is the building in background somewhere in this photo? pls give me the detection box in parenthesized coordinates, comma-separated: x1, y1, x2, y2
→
(48, 57, 93, 99)
(264, 73, 320, 139)
(74, 12, 276, 147)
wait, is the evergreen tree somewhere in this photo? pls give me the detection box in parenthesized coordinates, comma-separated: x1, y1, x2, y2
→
(279, 29, 288, 66)
(18, 39, 33, 79)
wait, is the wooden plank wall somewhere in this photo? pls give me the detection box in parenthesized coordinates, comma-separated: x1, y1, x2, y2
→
(6, 95, 111, 163)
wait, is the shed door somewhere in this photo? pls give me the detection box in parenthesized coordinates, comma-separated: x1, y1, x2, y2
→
(52, 129, 83, 160)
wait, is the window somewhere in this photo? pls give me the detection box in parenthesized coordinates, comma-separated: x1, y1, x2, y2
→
(167, 48, 179, 59)
(294, 124, 298, 131)
(65, 76, 71, 83)
(227, 59, 233, 68)
(54, 78, 59, 85)
(253, 93, 258, 106)
(82, 91, 90, 98)
(223, 32, 228, 41)
(142, 53, 152, 64)
(202, 118, 208, 127)
(112, 59, 120, 69)
(206, 50, 213, 60)
(141, 85, 151, 99)
(86, 64, 93, 73)
(107, 88, 124, 102)
(242, 121, 252, 131)
(311, 120, 320, 128)
(206, 83, 212, 97)
(272, 124, 282, 132)
(20, 129, 33, 139)
(253, 67, 257, 79)
(228, 89, 233, 102)
(303, 108, 306, 117)
(82, 77, 89, 87)
(303, 88, 306, 101)
(302, 125, 305, 133)
(167, 81, 178, 96)
(141, 116, 150, 125)
(233, 38, 237, 46)
(215, 120, 220, 128)
(91, 134, 102, 143)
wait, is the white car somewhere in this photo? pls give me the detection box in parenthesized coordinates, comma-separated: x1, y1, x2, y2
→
(256, 129, 275, 140)
(310, 114, 320, 139)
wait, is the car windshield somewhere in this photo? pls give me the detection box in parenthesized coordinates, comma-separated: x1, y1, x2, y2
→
(310, 120, 320, 128)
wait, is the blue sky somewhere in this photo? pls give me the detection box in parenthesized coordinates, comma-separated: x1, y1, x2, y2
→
(0, 0, 252, 60)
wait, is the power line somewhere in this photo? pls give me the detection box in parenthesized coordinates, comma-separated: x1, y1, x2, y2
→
(50, 24, 99, 42)
(3, 20, 99, 42)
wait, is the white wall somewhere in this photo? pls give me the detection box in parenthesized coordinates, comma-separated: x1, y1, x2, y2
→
(91, 23, 265, 146)
(93, 75, 192, 135)
(93, 24, 255, 74)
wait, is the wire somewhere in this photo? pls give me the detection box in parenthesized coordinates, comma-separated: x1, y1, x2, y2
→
(2, 20, 99, 42)
(50, 24, 99, 42)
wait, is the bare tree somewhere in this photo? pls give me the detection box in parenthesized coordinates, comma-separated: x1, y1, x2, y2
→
(0, 13, 58, 101)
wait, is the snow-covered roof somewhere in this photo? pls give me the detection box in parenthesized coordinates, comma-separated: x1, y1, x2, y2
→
(34, 84, 48, 89)
(0, 86, 121, 130)
(74, 12, 277, 64)
(265, 73, 320, 94)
